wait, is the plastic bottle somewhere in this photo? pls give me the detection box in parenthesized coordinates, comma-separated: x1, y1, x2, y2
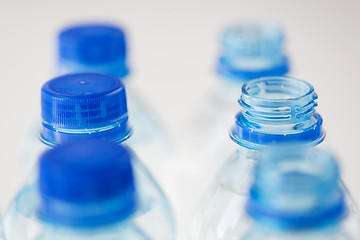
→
(179, 23, 290, 238)
(237, 148, 359, 240)
(192, 76, 359, 239)
(181, 23, 290, 217)
(21, 73, 175, 239)
(2, 139, 173, 239)
(57, 23, 173, 188)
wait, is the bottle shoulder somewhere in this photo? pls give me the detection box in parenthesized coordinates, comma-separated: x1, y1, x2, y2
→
(240, 224, 356, 240)
(2, 185, 149, 240)
(3, 154, 174, 240)
(194, 148, 360, 240)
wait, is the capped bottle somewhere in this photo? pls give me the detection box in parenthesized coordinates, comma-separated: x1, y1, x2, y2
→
(57, 23, 173, 187)
(22, 73, 175, 239)
(3, 139, 173, 239)
(182, 23, 290, 207)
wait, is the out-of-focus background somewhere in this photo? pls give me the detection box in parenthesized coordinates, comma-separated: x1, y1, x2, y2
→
(0, 0, 359, 211)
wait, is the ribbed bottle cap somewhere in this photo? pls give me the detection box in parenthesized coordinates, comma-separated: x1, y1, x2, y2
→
(41, 73, 131, 146)
(217, 22, 289, 80)
(38, 139, 136, 227)
(58, 24, 129, 77)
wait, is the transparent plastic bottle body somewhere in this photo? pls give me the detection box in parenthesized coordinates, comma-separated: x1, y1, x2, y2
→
(239, 222, 354, 240)
(192, 147, 360, 240)
(21, 80, 174, 196)
(182, 22, 290, 206)
(2, 186, 150, 240)
(237, 149, 360, 240)
(177, 78, 243, 238)
(57, 25, 174, 190)
(3, 149, 174, 240)
(124, 80, 175, 194)
(13, 73, 175, 239)
(184, 78, 244, 185)
(59, 62, 174, 188)
(192, 77, 360, 240)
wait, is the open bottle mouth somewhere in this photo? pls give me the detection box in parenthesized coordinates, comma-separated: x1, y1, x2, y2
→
(231, 77, 325, 149)
(240, 77, 317, 123)
(221, 22, 284, 58)
(242, 77, 314, 101)
(217, 22, 289, 80)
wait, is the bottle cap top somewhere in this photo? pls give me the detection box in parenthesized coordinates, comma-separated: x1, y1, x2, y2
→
(38, 139, 136, 227)
(58, 24, 129, 77)
(41, 73, 131, 146)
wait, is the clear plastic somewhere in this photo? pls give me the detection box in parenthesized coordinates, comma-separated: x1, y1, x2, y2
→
(193, 147, 360, 240)
(176, 77, 243, 239)
(181, 24, 290, 231)
(184, 22, 289, 163)
(239, 223, 355, 240)
(52, 71, 175, 201)
(192, 77, 360, 240)
(2, 151, 174, 240)
(56, 24, 175, 211)
(124, 80, 175, 196)
(19, 75, 176, 234)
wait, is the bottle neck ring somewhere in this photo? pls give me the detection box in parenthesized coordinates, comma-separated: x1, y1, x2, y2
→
(230, 77, 325, 149)
(40, 120, 132, 147)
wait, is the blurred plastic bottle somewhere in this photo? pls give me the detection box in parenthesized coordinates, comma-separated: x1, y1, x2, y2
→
(3, 139, 173, 239)
(192, 76, 359, 239)
(57, 23, 173, 187)
(183, 22, 290, 201)
(179, 22, 289, 239)
(237, 149, 359, 240)
(20, 73, 175, 239)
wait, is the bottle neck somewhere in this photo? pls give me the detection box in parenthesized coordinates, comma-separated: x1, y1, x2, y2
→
(218, 23, 289, 81)
(230, 77, 325, 149)
(40, 121, 132, 147)
(58, 58, 129, 79)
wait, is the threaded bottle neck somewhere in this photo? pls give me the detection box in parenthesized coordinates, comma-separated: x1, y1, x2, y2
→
(240, 77, 318, 124)
(230, 77, 325, 149)
(217, 23, 289, 80)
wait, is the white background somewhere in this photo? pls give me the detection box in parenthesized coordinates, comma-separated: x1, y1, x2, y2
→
(0, 0, 359, 215)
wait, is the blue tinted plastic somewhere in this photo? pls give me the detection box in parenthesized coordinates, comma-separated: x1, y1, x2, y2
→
(217, 23, 289, 80)
(40, 73, 131, 146)
(247, 149, 345, 230)
(3, 146, 175, 239)
(230, 77, 325, 149)
(59, 24, 129, 78)
(38, 139, 136, 227)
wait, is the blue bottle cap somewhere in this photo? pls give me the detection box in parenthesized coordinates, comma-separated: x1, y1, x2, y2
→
(41, 73, 131, 146)
(217, 22, 289, 80)
(59, 24, 129, 78)
(38, 139, 136, 227)
(247, 148, 345, 229)
(230, 77, 325, 149)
